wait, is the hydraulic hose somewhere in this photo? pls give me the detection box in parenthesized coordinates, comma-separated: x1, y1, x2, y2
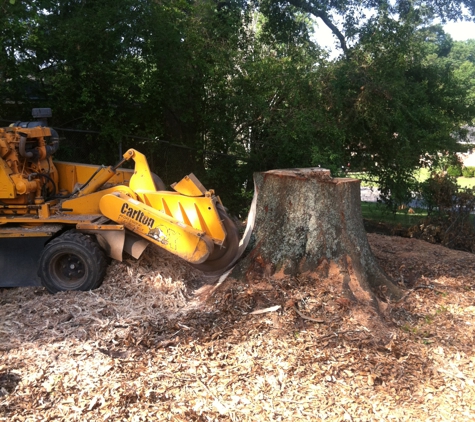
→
(28, 173, 57, 200)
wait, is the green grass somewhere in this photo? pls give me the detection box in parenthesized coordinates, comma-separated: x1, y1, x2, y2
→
(354, 170, 428, 228)
(351, 169, 475, 189)
(456, 177, 475, 189)
(415, 169, 475, 189)
(361, 197, 475, 228)
(360, 201, 427, 228)
(352, 169, 475, 228)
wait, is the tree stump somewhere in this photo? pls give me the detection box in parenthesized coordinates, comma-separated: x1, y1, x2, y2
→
(229, 168, 402, 316)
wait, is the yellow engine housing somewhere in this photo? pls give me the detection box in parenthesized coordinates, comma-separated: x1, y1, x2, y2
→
(0, 126, 59, 206)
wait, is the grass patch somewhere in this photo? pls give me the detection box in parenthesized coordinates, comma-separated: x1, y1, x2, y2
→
(412, 169, 475, 190)
(361, 200, 474, 231)
(351, 169, 475, 189)
(361, 201, 427, 228)
(352, 170, 475, 230)
(456, 177, 475, 189)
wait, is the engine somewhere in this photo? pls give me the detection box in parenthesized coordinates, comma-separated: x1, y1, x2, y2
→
(0, 109, 59, 205)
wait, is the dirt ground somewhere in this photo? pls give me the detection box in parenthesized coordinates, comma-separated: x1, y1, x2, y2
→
(1, 233, 475, 421)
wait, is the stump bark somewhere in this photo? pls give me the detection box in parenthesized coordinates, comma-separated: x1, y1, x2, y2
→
(230, 168, 402, 313)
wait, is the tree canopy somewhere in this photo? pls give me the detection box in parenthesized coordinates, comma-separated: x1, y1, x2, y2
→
(1, 0, 474, 213)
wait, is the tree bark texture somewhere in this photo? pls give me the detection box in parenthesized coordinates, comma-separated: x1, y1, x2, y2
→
(230, 168, 402, 309)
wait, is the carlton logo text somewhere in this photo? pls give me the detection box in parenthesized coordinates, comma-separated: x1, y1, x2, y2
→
(120, 203, 155, 228)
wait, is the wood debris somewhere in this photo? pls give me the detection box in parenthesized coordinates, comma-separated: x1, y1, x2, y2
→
(249, 305, 281, 315)
(1, 236, 475, 421)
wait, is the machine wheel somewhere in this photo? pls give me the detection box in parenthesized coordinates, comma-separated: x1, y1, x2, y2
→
(192, 205, 240, 276)
(38, 231, 108, 294)
(151, 172, 167, 191)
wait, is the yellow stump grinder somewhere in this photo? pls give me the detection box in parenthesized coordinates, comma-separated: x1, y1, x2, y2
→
(0, 109, 239, 293)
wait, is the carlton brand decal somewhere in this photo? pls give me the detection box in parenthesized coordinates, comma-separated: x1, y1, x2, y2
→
(120, 203, 155, 228)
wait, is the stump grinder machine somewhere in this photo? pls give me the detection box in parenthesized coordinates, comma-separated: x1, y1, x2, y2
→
(0, 109, 239, 293)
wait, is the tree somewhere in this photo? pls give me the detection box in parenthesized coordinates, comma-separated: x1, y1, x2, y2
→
(2, 0, 474, 215)
(0, 0, 45, 116)
(261, 0, 475, 58)
(1, 0, 153, 161)
(329, 21, 474, 207)
(256, 1, 475, 209)
(227, 168, 402, 334)
(0, 0, 252, 185)
(448, 39, 475, 113)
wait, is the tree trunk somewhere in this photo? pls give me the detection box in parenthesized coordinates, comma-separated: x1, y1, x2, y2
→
(229, 168, 402, 314)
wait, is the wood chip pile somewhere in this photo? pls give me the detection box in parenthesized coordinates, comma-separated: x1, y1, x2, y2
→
(1, 235, 475, 421)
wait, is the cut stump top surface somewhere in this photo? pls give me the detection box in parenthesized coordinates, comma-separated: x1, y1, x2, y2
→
(263, 168, 359, 185)
(264, 167, 331, 180)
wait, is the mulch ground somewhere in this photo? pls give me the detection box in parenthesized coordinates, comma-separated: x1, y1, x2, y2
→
(1, 233, 475, 421)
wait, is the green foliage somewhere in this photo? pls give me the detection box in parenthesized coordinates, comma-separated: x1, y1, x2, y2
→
(320, 17, 471, 209)
(462, 166, 475, 177)
(418, 173, 459, 214)
(1, 0, 475, 216)
(448, 40, 475, 107)
(413, 172, 475, 251)
(447, 164, 462, 177)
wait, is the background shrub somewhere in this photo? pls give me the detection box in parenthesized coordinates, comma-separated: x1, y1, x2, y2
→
(462, 166, 475, 177)
(416, 173, 475, 252)
(447, 164, 462, 177)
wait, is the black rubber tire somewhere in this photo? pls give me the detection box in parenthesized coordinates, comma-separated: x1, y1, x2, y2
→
(192, 205, 240, 276)
(38, 231, 108, 294)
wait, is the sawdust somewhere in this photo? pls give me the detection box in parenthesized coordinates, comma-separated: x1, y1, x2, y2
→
(1, 235, 475, 421)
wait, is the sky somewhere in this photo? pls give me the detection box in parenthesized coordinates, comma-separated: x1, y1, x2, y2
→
(443, 20, 475, 41)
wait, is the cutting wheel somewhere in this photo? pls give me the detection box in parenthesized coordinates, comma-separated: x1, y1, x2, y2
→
(192, 204, 240, 276)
